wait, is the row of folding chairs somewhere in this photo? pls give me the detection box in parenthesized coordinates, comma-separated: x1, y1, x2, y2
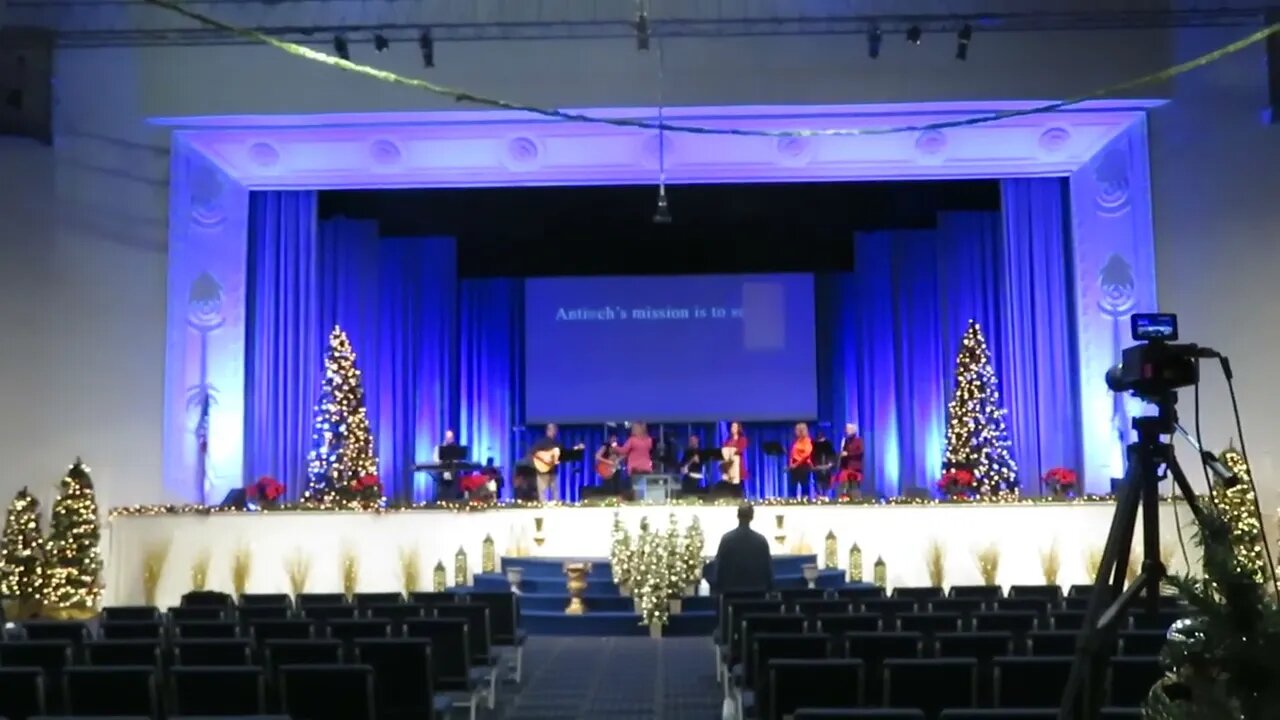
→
(184, 590, 462, 609)
(0, 662, 453, 720)
(723, 583, 1183, 605)
(734, 656, 1160, 720)
(790, 710, 1141, 720)
(0, 633, 492, 718)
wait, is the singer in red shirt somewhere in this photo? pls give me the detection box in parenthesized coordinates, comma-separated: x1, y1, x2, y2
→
(720, 421, 748, 486)
(787, 422, 814, 498)
(836, 422, 865, 497)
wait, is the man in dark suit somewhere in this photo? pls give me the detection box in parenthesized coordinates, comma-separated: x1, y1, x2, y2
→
(708, 503, 774, 593)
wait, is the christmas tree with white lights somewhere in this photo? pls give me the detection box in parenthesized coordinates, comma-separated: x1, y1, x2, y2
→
(302, 326, 383, 509)
(43, 460, 103, 616)
(0, 487, 45, 618)
(942, 320, 1018, 496)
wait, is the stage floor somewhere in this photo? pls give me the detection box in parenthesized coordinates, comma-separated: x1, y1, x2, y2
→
(103, 500, 1194, 608)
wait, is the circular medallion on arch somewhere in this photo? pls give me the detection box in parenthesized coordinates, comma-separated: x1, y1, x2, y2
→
(913, 130, 948, 162)
(640, 133, 677, 169)
(503, 136, 544, 171)
(369, 139, 403, 166)
(1093, 147, 1131, 217)
(1037, 127, 1072, 156)
(248, 141, 281, 168)
(774, 136, 814, 166)
(188, 160, 226, 230)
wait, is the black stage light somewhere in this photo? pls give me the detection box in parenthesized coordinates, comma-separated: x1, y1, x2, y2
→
(374, 33, 390, 53)
(956, 23, 973, 60)
(868, 26, 882, 59)
(419, 28, 435, 68)
(906, 25, 922, 45)
(333, 34, 350, 61)
(652, 191, 672, 224)
(635, 11, 651, 51)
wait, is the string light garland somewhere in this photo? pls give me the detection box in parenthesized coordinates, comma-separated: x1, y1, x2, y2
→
(942, 320, 1019, 497)
(0, 487, 45, 617)
(43, 459, 104, 613)
(301, 326, 384, 510)
(1214, 445, 1268, 584)
(108, 492, 1142, 518)
(141, 0, 1280, 139)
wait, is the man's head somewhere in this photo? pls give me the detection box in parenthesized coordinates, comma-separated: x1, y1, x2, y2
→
(444, 429, 455, 444)
(737, 503, 754, 526)
(845, 422, 859, 437)
(689, 435, 700, 448)
(545, 423, 558, 438)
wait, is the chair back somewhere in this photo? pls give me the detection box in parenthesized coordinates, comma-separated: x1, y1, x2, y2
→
(948, 585, 1003, 601)
(250, 619, 316, 645)
(751, 632, 829, 710)
(1008, 584, 1064, 603)
(816, 613, 880, 636)
(280, 663, 376, 720)
(327, 618, 393, 647)
(173, 620, 240, 640)
(892, 587, 943, 602)
(171, 665, 266, 715)
(435, 603, 493, 664)
(296, 592, 349, 607)
(100, 620, 165, 640)
(883, 657, 977, 716)
(768, 658, 862, 720)
(354, 592, 405, 609)
(464, 591, 520, 645)
(354, 638, 437, 718)
(0, 666, 46, 719)
(173, 638, 254, 666)
(101, 606, 161, 622)
(738, 613, 805, 669)
(240, 592, 293, 607)
(408, 591, 459, 609)
(85, 639, 162, 669)
(64, 665, 158, 716)
(994, 656, 1074, 708)
(403, 618, 471, 688)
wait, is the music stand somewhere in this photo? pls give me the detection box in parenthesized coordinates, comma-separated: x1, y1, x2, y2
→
(560, 447, 585, 463)
(438, 445, 469, 463)
(812, 439, 836, 461)
(762, 441, 785, 457)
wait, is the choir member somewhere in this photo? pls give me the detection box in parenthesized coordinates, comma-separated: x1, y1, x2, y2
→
(836, 422, 865, 497)
(720, 421, 748, 486)
(787, 422, 814, 498)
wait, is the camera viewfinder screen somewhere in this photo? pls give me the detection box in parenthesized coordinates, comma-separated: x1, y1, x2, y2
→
(1131, 313, 1178, 342)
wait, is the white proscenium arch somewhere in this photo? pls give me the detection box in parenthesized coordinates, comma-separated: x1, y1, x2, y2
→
(154, 100, 1163, 503)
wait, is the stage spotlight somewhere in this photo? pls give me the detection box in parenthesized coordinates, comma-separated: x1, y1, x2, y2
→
(956, 23, 973, 60)
(906, 25, 922, 45)
(635, 9, 651, 51)
(652, 190, 672, 224)
(374, 33, 390, 53)
(868, 26, 882, 58)
(333, 34, 350, 61)
(419, 28, 434, 68)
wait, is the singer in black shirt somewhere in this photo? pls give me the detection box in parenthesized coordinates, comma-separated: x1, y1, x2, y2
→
(680, 435, 707, 494)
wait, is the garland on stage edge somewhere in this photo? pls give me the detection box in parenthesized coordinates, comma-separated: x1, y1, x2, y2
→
(142, 0, 1280, 139)
(107, 492, 1149, 518)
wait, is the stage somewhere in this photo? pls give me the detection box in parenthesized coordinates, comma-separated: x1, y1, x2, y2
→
(103, 499, 1194, 609)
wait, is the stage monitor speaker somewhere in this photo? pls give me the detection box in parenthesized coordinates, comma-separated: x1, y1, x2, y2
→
(0, 27, 53, 145)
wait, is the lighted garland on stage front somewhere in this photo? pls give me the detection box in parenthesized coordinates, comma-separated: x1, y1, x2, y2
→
(42, 459, 103, 616)
(302, 326, 384, 510)
(941, 320, 1018, 498)
(0, 488, 45, 618)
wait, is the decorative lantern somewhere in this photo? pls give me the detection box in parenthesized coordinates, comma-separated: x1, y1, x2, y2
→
(454, 547, 469, 587)
(481, 534, 497, 573)
(432, 561, 447, 591)
(873, 555, 887, 588)
(848, 543, 863, 583)
(824, 530, 838, 570)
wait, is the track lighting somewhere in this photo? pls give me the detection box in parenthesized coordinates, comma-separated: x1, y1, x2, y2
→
(868, 26, 882, 59)
(956, 23, 973, 60)
(419, 28, 434, 68)
(906, 25, 922, 45)
(374, 33, 389, 53)
(333, 35, 350, 61)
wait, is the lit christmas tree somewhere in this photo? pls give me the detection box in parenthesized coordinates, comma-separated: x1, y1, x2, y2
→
(680, 515, 705, 590)
(941, 320, 1018, 496)
(1213, 445, 1268, 584)
(43, 459, 103, 616)
(0, 487, 45, 618)
(302, 326, 383, 509)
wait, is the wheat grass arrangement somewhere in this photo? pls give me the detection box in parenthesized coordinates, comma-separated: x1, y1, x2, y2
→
(1040, 541, 1061, 586)
(141, 540, 171, 606)
(342, 546, 360, 598)
(231, 545, 252, 597)
(399, 546, 421, 594)
(285, 550, 310, 596)
(190, 549, 211, 592)
(926, 539, 946, 588)
(1085, 545, 1104, 580)
(975, 543, 1001, 586)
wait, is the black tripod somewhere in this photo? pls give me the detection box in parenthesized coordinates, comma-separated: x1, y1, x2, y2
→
(1058, 393, 1206, 720)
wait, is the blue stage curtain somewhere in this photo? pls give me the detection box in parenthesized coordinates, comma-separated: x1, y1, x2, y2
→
(1000, 178, 1081, 491)
(245, 194, 456, 500)
(458, 278, 524, 498)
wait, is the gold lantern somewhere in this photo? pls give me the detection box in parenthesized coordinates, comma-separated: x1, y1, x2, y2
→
(482, 534, 497, 573)
(848, 543, 863, 583)
(454, 547, 469, 587)
(824, 530, 838, 569)
(873, 555, 887, 588)
(432, 561, 447, 591)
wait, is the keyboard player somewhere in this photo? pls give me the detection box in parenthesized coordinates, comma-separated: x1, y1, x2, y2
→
(435, 430, 461, 499)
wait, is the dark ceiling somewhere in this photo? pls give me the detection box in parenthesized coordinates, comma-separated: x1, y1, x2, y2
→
(319, 180, 1000, 277)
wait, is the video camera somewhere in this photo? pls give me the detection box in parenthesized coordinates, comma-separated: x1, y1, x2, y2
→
(1104, 313, 1210, 399)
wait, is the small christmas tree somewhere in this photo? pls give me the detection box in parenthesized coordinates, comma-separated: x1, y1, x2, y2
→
(941, 320, 1018, 496)
(663, 514, 684, 601)
(636, 519, 671, 629)
(681, 515, 705, 591)
(43, 459, 103, 616)
(609, 512, 633, 592)
(0, 487, 45, 618)
(302, 326, 383, 509)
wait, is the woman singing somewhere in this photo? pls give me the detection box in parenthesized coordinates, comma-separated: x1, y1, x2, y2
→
(612, 422, 655, 479)
(787, 422, 814, 498)
(720, 421, 749, 487)
(836, 422, 865, 497)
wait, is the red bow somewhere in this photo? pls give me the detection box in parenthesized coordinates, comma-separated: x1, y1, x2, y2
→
(248, 476, 284, 501)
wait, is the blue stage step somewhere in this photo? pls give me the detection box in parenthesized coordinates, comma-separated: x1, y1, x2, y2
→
(520, 610, 718, 637)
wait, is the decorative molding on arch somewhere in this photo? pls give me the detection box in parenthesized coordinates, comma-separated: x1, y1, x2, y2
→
(155, 100, 1162, 502)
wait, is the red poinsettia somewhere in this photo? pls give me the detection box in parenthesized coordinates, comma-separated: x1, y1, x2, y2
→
(352, 474, 381, 490)
(839, 469, 864, 486)
(461, 473, 488, 494)
(247, 476, 285, 503)
(938, 468, 975, 495)
(1044, 467, 1077, 486)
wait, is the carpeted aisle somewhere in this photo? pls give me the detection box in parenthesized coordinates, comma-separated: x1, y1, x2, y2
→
(495, 637, 721, 720)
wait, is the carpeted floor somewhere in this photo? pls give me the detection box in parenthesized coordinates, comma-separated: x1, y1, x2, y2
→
(492, 636, 722, 720)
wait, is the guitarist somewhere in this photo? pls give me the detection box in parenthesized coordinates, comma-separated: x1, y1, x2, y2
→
(595, 435, 622, 493)
(530, 423, 566, 502)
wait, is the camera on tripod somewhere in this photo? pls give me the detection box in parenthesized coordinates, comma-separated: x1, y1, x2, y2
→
(1104, 313, 1200, 399)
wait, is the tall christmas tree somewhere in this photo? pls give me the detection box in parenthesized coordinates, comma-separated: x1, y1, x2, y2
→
(0, 487, 45, 618)
(941, 320, 1018, 496)
(43, 459, 103, 616)
(302, 326, 383, 509)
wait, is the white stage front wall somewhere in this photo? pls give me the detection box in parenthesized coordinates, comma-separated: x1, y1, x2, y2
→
(104, 502, 1194, 608)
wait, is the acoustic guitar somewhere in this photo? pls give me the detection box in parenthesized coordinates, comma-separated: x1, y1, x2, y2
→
(596, 456, 618, 478)
(532, 443, 585, 474)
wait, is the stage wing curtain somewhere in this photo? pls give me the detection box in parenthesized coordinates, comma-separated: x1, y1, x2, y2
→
(999, 178, 1081, 489)
(245, 194, 457, 501)
(458, 278, 523, 497)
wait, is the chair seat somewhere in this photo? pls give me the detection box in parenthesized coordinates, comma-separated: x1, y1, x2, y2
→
(432, 695, 454, 715)
(731, 663, 744, 687)
(740, 688, 757, 718)
(467, 667, 493, 689)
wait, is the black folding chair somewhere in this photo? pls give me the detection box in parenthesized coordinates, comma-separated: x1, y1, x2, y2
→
(404, 617, 488, 720)
(100, 620, 165, 640)
(994, 656, 1074, 708)
(861, 598, 918, 618)
(250, 619, 316, 646)
(733, 614, 807, 691)
(181, 590, 234, 608)
(768, 659, 862, 720)
(173, 638, 253, 666)
(883, 658, 977, 716)
(0, 640, 73, 712)
(1108, 656, 1161, 706)
(168, 606, 228, 624)
(296, 593, 349, 607)
(780, 588, 829, 606)
(832, 586, 885, 602)
(1026, 630, 1079, 657)
(170, 665, 266, 715)
(20, 622, 89, 653)
(935, 631, 1013, 706)
(280, 664, 376, 720)
(794, 599, 854, 624)
(973, 611, 1039, 640)
(353, 592, 404, 609)
(749, 633, 829, 720)
(300, 604, 359, 623)
(949, 585, 1003, 601)
(815, 613, 880, 637)
(408, 591, 459, 609)
(927, 597, 987, 620)
(994, 598, 1052, 621)
(1008, 585, 1064, 603)
(1118, 630, 1166, 656)
(84, 639, 162, 669)
(842, 632, 922, 705)
(101, 606, 161, 622)
(0, 666, 46, 719)
(363, 603, 425, 631)
(793, 710, 924, 719)
(896, 612, 962, 637)
(173, 620, 240, 639)
(892, 587, 943, 602)
(355, 638, 453, 720)
(238, 605, 292, 626)
(63, 666, 159, 717)
(462, 591, 525, 683)
(327, 618, 392, 647)
(1050, 609, 1088, 632)
(239, 593, 293, 607)
(263, 640, 343, 710)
